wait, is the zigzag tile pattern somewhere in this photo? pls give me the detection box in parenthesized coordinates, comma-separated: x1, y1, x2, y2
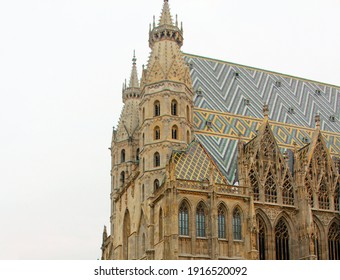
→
(184, 54, 340, 183)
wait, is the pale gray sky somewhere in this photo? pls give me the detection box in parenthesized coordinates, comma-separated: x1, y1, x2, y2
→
(0, 0, 339, 259)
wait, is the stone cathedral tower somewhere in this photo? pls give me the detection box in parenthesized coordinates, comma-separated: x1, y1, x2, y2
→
(101, 0, 340, 260)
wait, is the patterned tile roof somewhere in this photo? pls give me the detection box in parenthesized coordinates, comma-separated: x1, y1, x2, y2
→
(184, 54, 340, 183)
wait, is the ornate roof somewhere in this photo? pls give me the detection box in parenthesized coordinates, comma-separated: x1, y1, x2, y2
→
(185, 54, 340, 183)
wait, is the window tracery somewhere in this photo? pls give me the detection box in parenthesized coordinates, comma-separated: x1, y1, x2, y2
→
(179, 202, 189, 236)
(275, 218, 290, 260)
(196, 202, 206, 237)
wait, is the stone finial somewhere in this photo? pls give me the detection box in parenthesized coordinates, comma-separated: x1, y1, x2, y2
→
(315, 113, 320, 129)
(263, 103, 269, 119)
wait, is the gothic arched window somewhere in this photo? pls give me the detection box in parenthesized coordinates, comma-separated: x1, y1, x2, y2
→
(264, 171, 277, 203)
(275, 218, 290, 260)
(154, 126, 160, 140)
(123, 210, 130, 259)
(328, 222, 340, 260)
(154, 179, 160, 191)
(312, 222, 321, 260)
(186, 130, 190, 144)
(318, 180, 329, 210)
(171, 99, 178, 116)
(249, 169, 259, 201)
(257, 215, 266, 260)
(282, 175, 294, 205)
(136, 148, 140, 162)
(154, 152, 160, 167)
(141, 184, 145, 201)
(196, 202, 206, 237)
(218, 205, 226, 239)
(159, 208, 163, 241)
(154, 100, 160, 116)
(186, 105, 190, 121)
(179, 201, 189, 236)
(120, 171, 125, 186)
(121, 149, 126, 163)
(171, 125, 178, 140)
(142, 133, 145, 145)
(142, 107, 145, 122)
(232, 208, 242, 240)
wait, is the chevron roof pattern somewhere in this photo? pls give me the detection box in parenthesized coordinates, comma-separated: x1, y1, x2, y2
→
(185, 54, 340, 183)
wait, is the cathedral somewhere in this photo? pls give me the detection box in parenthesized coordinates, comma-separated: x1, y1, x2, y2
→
(101, 0, 340, 260)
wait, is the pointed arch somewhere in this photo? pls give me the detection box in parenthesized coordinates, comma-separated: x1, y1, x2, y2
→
(171, 99, 178, 116)
(154, 152, 160, 167)
(154, 100, 160, 116)
(196, 201, 206, 237)
(232, 206, 242, 240)
(171, 125, 178, 140)
(154, 126, 160, 140)
(257, 214, 267, 260)
(186, 105, 190, 121)
(264, 170, 277, 203)
(159, 207, 163, 241)
(312, 221, 322, 260)
(218, 203, 227, 239)
(328, 221, 340, 260)
(179, 200, 190, 236)
(154, 179, 160, 191)
(121, 149, 126, 163)
(122, 209, 131, 259)
(137, 210, 147, 259)
(120, 171, 125, 186)
(275, 217, 290, 260)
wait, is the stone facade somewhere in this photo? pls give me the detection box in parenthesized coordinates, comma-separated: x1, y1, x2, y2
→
(101, 0, 340, 260)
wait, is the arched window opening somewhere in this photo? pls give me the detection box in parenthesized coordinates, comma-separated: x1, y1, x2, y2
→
(196, 202, 206, 237)
(141, 184, 145, 201)
(154, 101, 160, 116)
(312, 222, 321, 260)
(121, 149, 126, 163)
(120, 171, 125, 186)
(142, 158, 145, 172)
(275, 218, 290, 260)
(249, 169, 259, 201)
(179, 202, 189, 236)
(136, 148, 140, 162)
(142, 107, 145, 122)
(335, 183, 339, 211)
(142, 133, 145, 146)
(172, 125, 178, 140)
(159, 208, 163, 240)
(318, 180, 329, 210)
(257, 216, 266, 260)
(264, 171, 277, 203)
(282, 175, 294, 205)
(328, 223, 340, 260)
(232, 208, 242, 240)
(186, 105, 190, 121)
(154, 179, 160, 191)
(171, 99, 178, 116)
(218, 205, 226, 239)
(186, 130, 190, 144)
(123, 210, 131, 259)
(154, 126, 160, 140)
(154, 152, 160, 167)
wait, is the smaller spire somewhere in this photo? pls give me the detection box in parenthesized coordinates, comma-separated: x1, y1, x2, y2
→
(129, 51, 139, 88)
(263, 103, 269, 119)
(159, 0, 173, 25)
(315, 113, 321, 130)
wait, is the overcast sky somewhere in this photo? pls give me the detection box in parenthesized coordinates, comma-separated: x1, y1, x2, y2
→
(0, 0, 339, 260)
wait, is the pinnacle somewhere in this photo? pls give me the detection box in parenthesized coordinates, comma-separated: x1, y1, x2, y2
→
(159, 0, 173, 26)
(129, 51, 139, 88)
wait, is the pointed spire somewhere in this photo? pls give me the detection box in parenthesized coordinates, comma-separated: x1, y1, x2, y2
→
(263, 103, 269, 119)
(159, 0, 173, 25)
(129, 50, 139, 88)
(315, 113, 321, 130)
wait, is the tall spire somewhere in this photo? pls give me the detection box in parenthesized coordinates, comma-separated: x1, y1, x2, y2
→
(159, 0, 173, 26)
(129, 50, 139, 88)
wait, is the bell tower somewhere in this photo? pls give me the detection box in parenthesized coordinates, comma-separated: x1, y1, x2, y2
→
(138, 0, 194, 198)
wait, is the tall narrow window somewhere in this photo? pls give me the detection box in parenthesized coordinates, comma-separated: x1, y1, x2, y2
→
(154, 101, 160, 116)
(123, 210, 130, 259)
(142, 133, 145, 145)
(120, 171, 125, 186)
(196, 202, 206, 237)
(313, 222, 321, 260)
(142, 107, 145, 122)
(121, 149, 126, 163)
(154, 179, 160, 191)
(306, 180, 314, 207)
(232, 208, 242, 240)
(136, 148, 140, 162)
(282, 175, 294, 205)
(218, 205, 226, 239)
(154, 126, 160, 140)
(264, 171, 277, 203)
(257, 216, 266, 260)
(186, 105, 190, 121)
(275, 218, 290, 260)
(334, 183, 339, 211)
(154, 152, 160, 167)
(141, 184, 145, 201)
(171, 125, 178, 140)
(179, 202, 189, 236)
(142, 158, 145, 172)
(171, 99, 178, 115)
(328, 222, 340, 260)
(186, 130, 190, 144)
(249, 169, 259, 201)
(318, 179, 329, 209)
(159, 208, 163, 240)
